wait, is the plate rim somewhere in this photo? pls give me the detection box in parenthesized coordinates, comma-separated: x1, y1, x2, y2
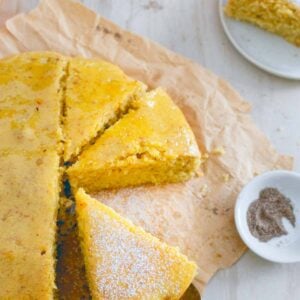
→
(219, 0, 300, 80)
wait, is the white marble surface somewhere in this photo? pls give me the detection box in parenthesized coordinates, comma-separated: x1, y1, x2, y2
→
(14, 0, 300, 299)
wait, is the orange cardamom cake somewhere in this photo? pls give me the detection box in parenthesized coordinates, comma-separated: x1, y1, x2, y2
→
(0, 52, 201, 298)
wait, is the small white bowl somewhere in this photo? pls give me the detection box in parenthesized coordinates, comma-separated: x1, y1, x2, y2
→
(235, 170, 300, 263)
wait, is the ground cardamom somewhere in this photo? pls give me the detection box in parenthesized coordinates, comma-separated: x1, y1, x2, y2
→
(247, 187, 296, 242)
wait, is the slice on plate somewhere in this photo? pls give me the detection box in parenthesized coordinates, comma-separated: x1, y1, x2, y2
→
(0, 52, 67, 153)
(0, 151, 61, 298)
(64, 57, 146, 161)
(224, 0, 300, 47)
(75, 188, 197, 299)
(68, 88, 201, 192)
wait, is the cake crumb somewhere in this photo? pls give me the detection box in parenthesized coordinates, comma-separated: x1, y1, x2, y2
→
(211, 146, 225, 156)
(201, 153, 209, 163)
(222, 173, 230, 182)
(196, 169, 204, 177)
(200, 184, 208, 197)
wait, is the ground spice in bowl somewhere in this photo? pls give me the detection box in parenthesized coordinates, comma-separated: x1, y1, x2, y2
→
(247, 187, 296, 242)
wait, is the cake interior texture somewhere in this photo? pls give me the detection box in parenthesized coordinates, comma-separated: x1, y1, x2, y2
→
(75, 188, 197, 300)
(225, 0, 300, 46)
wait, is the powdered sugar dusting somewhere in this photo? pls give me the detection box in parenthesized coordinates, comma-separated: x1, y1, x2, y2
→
(84, 206, 193, 299)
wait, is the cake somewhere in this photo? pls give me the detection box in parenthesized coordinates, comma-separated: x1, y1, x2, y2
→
(225, 0, 300, 47)
(68, 88, 201, 192)
(0, 52, 201, 298)
(0, 151, 60, 299)
(0, 52, 67, 153)
(64, 57, 146, 161)
(75, 188, 197, 299)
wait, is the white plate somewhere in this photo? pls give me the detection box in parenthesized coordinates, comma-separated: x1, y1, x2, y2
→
(235, 171, 300, 263)
(219, 0, 300, 80)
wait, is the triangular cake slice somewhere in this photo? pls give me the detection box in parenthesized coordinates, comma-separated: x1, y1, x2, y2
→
(75, 188, 197, 299)
(0, 151, 60, 298)
(0, 52, 67, 153)
(64, 57, 146, 161)
(68, 88, 201, 192)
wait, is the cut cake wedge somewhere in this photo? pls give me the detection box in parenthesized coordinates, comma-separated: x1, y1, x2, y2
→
(64, 57, 146, 161)
(68, 88, 201, 192)
(75, 188, 197, 300)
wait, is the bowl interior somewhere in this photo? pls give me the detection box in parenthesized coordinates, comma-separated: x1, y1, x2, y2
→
(235, 171, 300, 263)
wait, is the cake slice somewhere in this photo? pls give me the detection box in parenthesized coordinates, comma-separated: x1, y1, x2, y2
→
(0, 52, 68, 153)
(64, 57, 146, 161)
(225, 0, 300, 47)
(0, 151, 61, 299)
(75, 188, 197, 299)
(68, 88, 201, 192)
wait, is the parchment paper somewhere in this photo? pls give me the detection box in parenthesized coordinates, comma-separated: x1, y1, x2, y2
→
(0, 0, 292, 296)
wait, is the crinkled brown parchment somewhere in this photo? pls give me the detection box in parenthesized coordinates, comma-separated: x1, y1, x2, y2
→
(0, 0, 292, 296)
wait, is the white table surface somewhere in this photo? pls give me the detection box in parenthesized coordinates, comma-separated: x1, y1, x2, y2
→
(17, 0, 300, 299)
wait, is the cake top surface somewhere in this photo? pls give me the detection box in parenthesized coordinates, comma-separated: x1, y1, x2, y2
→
(0, 52, 67, 153)
(0, 151, 60, 298)
(0, 52, 64, 298)
(69, 88, 200, 171)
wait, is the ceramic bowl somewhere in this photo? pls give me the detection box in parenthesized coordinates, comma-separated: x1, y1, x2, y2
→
(235, 170, 300, 263)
